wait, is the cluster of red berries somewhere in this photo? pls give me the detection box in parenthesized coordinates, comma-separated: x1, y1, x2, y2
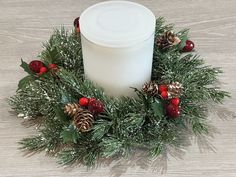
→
(166, 98, 180, 118)
(79, 97, 104, 114)
(29, 60, 58, 76)
(158, 84, 168, 99)
(158, 84, 181, 118)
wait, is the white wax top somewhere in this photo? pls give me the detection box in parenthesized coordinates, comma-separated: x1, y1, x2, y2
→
(80, 1, 156, 47)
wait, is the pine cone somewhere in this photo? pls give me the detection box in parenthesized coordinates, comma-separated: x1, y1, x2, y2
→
(156, 31, 181, 50)
(64, 103, 82, 117)
(168, 82, 183, 98)
(50, 67, 60, 78)
(142, 81, 159, 96)
(73, 109, 94, 132)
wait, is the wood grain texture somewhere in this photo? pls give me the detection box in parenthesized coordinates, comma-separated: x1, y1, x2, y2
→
(0, 0, 236, 176)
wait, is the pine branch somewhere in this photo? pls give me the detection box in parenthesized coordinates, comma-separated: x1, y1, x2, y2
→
(10, 17, 230, 167)
(19, 136, 46, 152)
(10, 77, 62, 117)
(40, 28, 84, 77)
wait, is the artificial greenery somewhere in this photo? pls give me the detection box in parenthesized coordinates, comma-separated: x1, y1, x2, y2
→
(10, 17, 229, 167)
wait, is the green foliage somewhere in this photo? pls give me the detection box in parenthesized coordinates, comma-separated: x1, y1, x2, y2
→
(177, 29, 189, 49)
(54, 106, 70, 124)
(10, 17, 229, 167)
(19, 136, 46, 151)
(92, 119, 112, 141)
(60, 125, 80, 143)
(10, 77, 62, 117)
(19, 119, 64, 154)
(120, 113, 145, 133)
(20, 59, 34, 75)
(149, 143, 163, 158)
(100, 136, 130, 158)
(40, 28, 84, 78)
(151, 98, 165, 119)
(18, 75, 36, 90)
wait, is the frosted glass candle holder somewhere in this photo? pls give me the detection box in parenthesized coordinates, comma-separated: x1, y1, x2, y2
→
(80, 1, 156, 97)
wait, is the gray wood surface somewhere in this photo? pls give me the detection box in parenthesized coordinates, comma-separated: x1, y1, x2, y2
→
(0, 0, 236, 176)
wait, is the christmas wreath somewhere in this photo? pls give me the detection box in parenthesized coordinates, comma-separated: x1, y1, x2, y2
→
(10, 17, 229, 166)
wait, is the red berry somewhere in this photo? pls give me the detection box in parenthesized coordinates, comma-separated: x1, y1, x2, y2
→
(159, 85, 168, 93)
(73, 17, 80, 33)
(182, 40, 195, 52)
(166, 104, 180, 118)
(29, 60, 44, 73)
(160, 91, 168, 99)
(48, 63, 58, 69)
(170, 98, 180, 106)
(79, 97, 89, 107)
(38, 66, 48, 75)
(88, 99, 104, 114)
(89, 98, 96, 103)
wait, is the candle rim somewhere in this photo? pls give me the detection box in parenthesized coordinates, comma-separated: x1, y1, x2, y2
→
(80, 1, 156, 48)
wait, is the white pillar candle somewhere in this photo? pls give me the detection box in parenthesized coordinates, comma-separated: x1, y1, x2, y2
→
(80, 1, 156, 97)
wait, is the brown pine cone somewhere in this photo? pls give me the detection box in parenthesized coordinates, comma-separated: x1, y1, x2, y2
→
(50, 67, 60, 78)
(142, 81, 159, 96)
(156, 31, 181, 50)
(168, 82, 183, 98)
(73, 109, 94, 132)
(64, 103, 82, 117)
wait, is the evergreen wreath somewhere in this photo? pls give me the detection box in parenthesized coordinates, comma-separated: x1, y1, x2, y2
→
(9, 17, 229, 167)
